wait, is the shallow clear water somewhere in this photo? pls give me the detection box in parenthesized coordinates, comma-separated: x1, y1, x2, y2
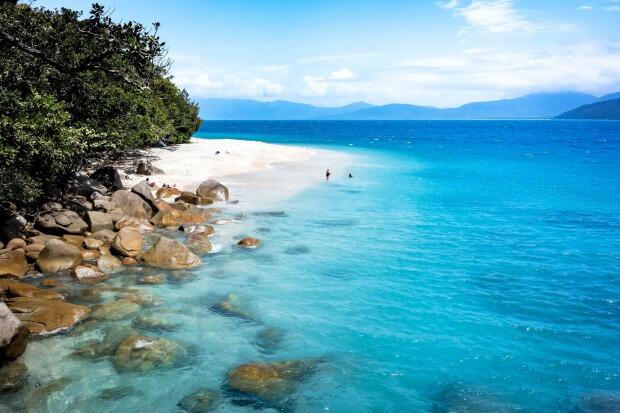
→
(4, 120, 620, 412)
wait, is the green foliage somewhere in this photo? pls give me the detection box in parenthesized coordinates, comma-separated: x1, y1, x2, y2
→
(0, 2, 200, 206)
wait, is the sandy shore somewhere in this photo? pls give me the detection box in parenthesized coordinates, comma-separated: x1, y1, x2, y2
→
(122, 138, 351, 203)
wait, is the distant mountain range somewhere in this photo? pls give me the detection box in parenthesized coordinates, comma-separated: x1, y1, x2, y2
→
(197, 91, 620, 120)
(556, 97, 620, 120)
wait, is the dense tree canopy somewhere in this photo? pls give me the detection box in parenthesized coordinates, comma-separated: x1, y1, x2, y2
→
(0, 2, 200, 205)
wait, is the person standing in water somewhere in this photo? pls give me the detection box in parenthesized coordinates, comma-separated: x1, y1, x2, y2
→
(325, 169, 331, 180)
(348, 173, 353, 178)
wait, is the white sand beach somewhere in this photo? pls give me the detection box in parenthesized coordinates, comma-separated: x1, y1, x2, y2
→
(122, 138, 351, 202)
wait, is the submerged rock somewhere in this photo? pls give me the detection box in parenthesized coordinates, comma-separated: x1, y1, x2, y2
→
(177, 387, 220, 413)
(92, 299, 141, 321)
(137, 274, 165, 285)
(141, 236, 201, 270)
(196, 179, 229, 202)
(114, 335, 185, 372)
(227, 360, 319, 409)
(36, 239, 83, 274)
(98, 385, 141, 400)
(430, 383, 519, 413)
(237, 237, 261, 248)
(212, 293, 255, 322)
(6, 297, 90, 335)
(571, 391, 620, 412)
(0, 302, 29, 361)
(187, 232, 212, 254)
(133, 315, 179, 332)
(0, 360, 28, 393)
(255, 327, 285, 354)
(0, 279, 65, 301)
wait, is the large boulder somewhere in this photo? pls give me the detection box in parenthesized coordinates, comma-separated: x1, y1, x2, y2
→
(227, 360, 318, 408)
(110, 190, 153, 219)
(90, 166, 123, 191)
(196, 179, 229, 201)
(63, 195, 93, 215)
(35, 209, 88, 235)
(85, 211, 114, 233)
(111, 227, 143, 257)
(114, 335, 185, 372)
(141, 237, 201, 270)
(36, 239, 83, 274)
(131, 180, 158, 209)
(0, 303, 29, 361)
(0, 280, 65, 301)
(97, 253, 123, 274)
(5, 297, 90, 335)
(90, 229, 116, 244)
(0, 250, 28, 278)
(187, 232, 212, 254)
(151, 209, 183, 228)
(156, 187, 182, 199)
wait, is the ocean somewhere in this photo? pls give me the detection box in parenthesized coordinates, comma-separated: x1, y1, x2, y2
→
(8, 120, 620, 412)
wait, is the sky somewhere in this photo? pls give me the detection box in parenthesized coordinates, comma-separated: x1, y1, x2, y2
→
(34, 0, 620, 107)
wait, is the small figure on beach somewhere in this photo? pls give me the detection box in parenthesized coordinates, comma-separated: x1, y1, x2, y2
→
(325, 169, 331, 180)
(146, 178, 155, 188)
(215, 150, 220, 155)
(348, 173, 353, 178)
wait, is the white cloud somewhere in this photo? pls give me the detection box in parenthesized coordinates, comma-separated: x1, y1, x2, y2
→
(296, 53, 386, 64)
(440, 0, 565, 34)
(329, 68, 355, 80)
(604, 5, 620, 11)
(578, 5, 594, 10)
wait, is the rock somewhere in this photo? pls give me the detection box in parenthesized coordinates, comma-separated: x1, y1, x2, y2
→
(6, 297, 90, 335)
(98, 385, 140, 400)
(111, 227, 143, 257)
(182, 224, 215, 236)
(227, 360, 318, 407)
(80, 249, 101, 263)
(122, 257, 138, 266)
(212, 293, 255, 322)
(237, 237, 261, 248)
(141, 237, 201, 270)
(97, 253, 123, 274)
(177, 388, 219, 413)
(35, 209, 88, 236)
(0, 360, 28, 393)
(24, 243, 45, 261)
(133, 315, 179, 332)
(92, 299, 141, 321)
(61, 234, 84, 248)
(69, 175, 107, 198)
(0, 280, 65, 301)
(91, 229, 116, 244)
(131, 179, 158, 208)
(83, 237, 104, 250)
(5, 239, 26, 251)
(73, 265, 106, 283)
(115, 215, 155, 232)
(0, 207, 27, 245)
(108, 208, 125, 223)
(0, 302, 29, 361)
(41, 202, 63, 211)
(36, 239, 82, 274)
(255, 327, 285, 354)
(187, 232, 212, 254)
(93, 198, 117, 212)
(156, 187, 182, 199)
(114, 335, 185, 372)
(0, 250, 28, 278)
(110, 190, 153, 219)
(196, 179, 229, 202)
(151, 209, 183, 228)
(137, 275, 165, 285)
(118, 291, 161, 307)
(90, 166, 123, 191)
(27, 234, 60, 245)
(63, 195, 93, 215)
(175, 192, 214, 206)
(135, 161, 163, 175)
(85, 211, 114, 233)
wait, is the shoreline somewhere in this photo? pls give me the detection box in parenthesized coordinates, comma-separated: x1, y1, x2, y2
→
(121, 137, 353, 204)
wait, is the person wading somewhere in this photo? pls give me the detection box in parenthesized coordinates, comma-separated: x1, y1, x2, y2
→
(325, 169, 331, 180)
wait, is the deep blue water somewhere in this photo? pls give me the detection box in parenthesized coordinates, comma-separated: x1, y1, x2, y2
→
(194, 121, 620, 412)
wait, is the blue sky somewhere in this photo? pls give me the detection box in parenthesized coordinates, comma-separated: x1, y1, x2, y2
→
(35, 0, 620, 107)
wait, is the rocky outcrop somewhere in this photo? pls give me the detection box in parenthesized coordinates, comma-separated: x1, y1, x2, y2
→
(114, 335, 185, 372)
(0, 303, 29, 361)
(35, 209, 88, 235)
(5, 297, 90, 335)
(85, 211, 114, 233)
(36, 239, 82, 274)
(187, 232, 212, 254)
(237, 237, 261, 248)
(227, 360, 318, 407)
(156, 187, 182, 199)
(111, 227, 143, 257)
(131, 180, 157, 209)
(110, 190, 153, 219)
(141, 237, 201, 270)
(196, 179, 229, 202)
(97, 253, 123, 274)
(0, 250, 28, 278)
(90, 166, 123, 191)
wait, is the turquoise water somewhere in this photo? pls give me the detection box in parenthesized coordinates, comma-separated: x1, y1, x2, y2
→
(3, 120, 620, 412)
